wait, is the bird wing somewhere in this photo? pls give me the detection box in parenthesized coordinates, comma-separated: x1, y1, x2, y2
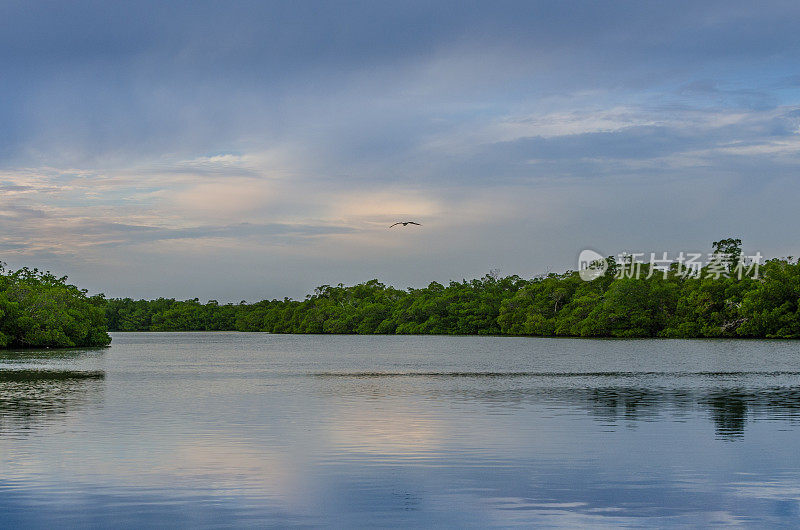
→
(407, 221, 421, 225)
(389, 222, 402, 228)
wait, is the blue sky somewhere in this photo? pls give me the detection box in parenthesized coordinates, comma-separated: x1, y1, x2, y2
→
(1, 1, 799, 300)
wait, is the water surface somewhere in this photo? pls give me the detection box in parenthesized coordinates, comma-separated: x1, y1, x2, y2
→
(2, 333, 800, 527)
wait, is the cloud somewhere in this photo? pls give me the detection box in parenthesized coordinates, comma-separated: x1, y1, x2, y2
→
(331, 190, 442, 221)
(172, 179, 275, 218)
(1, 2, 800, 298)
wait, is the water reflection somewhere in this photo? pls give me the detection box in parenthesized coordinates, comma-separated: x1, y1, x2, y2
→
(0, 369, 104, 434)
(583, 387, 800, 439)
(316, 373, 800, 440)
(705, 391, 749, 439)
(4, 335, 800, 527)
(0, 346, 107, 360)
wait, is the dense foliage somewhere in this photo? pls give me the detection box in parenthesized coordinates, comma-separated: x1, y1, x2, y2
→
(0, 264, 111, 348)
(6, 238, 795, 349)
(104, 240, 800, 339)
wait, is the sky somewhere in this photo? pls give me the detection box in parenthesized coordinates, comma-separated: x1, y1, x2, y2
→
(1, 0, 799, 301)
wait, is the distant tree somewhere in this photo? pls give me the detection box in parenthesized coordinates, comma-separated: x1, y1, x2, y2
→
(712, 237, 743, 271)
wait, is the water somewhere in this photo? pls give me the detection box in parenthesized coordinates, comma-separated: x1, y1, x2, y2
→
(2, 333, 800, 527)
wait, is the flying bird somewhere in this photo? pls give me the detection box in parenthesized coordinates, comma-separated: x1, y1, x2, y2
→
(389, 221, 422, 228)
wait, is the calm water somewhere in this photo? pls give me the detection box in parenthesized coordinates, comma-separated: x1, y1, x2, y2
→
(2, 333, 800, 527)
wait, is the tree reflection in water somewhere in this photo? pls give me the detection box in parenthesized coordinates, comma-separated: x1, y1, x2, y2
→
(0, 370, 104, 434)
(316, 372, 800, 441)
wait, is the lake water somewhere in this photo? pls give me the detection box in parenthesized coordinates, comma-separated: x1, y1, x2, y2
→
(2, 333, 800, 527)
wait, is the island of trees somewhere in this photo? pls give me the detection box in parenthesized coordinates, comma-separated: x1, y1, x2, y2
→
(0, 264, 111, 348)
(3, 238, 799, 349)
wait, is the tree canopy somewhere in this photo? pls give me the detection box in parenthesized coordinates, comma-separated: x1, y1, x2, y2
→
(103, 240, 800, 339)
(6, 238, 798, 347)
(0, 263, 111, 348)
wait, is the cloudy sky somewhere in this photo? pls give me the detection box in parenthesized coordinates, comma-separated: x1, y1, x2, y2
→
(1, 1, 799, 301)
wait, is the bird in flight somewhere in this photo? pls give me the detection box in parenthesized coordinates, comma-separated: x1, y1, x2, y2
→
(389, 221, 422, 228)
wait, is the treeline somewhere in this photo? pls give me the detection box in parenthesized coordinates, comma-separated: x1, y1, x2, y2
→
(0, 264, 111, 348)
(105, 240, 800, 339)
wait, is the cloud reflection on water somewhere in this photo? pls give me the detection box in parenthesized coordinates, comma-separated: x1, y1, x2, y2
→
(315, 372, 800, 440)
